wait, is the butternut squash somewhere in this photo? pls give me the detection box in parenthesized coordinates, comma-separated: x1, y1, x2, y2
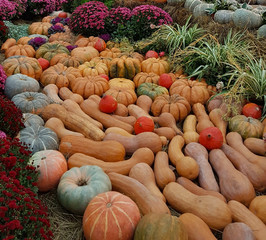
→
(228, 200, 266, 240)
(88, 94, 101, 104)
(129, 163, 166, 202)
(244, 138, 265, 156)
(176, 177, 226, 202)
(113, 103, 128, 117)
(43, 84, 63, 104)
(1, 38, 16, 52)
(154, 127, 176, 140)
(154, 151, 176, 190)
(192, 103, 214, 133)
(209, 149, 255, 206)
(80, 99, 134, 133)
(249, 196, 266, 224)
(221, 143, 266, 192)
(44, 117, 84, 139)
(103, 132, 162, 154)
(112, 115, 136, 126)
(179, 213, 217, 240)
(62, 99, 103, 129)
(40, 104, 105, 140)
(136, 95, 153, 114)
(163, 182, 232, 230)
(59, 135, 125, 162)
(168, 135, 199, 180)
(184, 142, 219, 192)
(128, 104, 152, 119)
(68, 147, 154, 175)
(182, 114, 199, 144)
(222, 222, 255, 240)
(59, 87, 84, 104)
(108, 172, 170, 216)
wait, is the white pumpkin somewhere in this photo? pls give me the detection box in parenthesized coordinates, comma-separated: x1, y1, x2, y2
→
(232, 9, 263, 29)
(214, 10, 234, 24)
(257, 25, 266, 39)
(193, 3, 214, 18)
(184, 0, 202, 12)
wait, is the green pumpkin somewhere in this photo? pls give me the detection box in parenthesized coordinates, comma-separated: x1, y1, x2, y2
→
(134, 213, 188, 240)
(214, 10, 234, 24)
(193, 3, 214, 18)
(57, 165, 112, 215)
(137, 83, 169, 101)
(257, 24, 266, 39)
(232, 9, 263, 29)
(35, 43, 69, 61)
(229, 115, 264, 139)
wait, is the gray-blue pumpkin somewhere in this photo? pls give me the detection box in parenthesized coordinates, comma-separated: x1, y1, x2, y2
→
(257, 25, 266, 39)
(232, 9, 263, 29)
(23, 113, 44, 127)
(184, 0, 202, 12)
(214, 10, 234, 24)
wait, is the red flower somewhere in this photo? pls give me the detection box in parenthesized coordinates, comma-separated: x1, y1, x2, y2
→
(8, 200, 19, 209)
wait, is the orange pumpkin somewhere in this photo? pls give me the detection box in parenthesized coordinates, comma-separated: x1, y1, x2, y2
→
(5, 44, 36, 58)
(17, 36, 32, 45)
(91, 56, 113, 69)
(28, 22, 52, 35)
(108, 78, 135, 91)
(104, 87, 137, 106)
(133, 72, 160, 87)
(118, 52, 144, 62)
(78, 61, 109, 76)
(141, 58, 169, 75)
(71, 46, 99, 62)
(49, 31, 77, 45)
(50, 53, 85, 68)
(100, 47, 121, 58)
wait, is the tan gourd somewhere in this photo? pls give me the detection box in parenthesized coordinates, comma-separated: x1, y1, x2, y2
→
(221, 143, 266, 192)
(222, 222, 255, 240)
(228, 200, 266, 240)
(209, 149, 255, 206)
(104, 127, 133, 137)
(176, 177, 226, 202)
(179, 213, 217, 240)
(44, 117, 84, 139)
(184, 142, 219, 192)
(43, 84, 63, 104)
(113, 103, 129, 117)
(59, 135, 125, 162)
(136, 95, 153, 114)
(192, 103, 214, 133)
(59, 87, 84, 104)
(244, 138, 265, 156)
(154, 151, 176, 190)
(249, 196, 266, 224)
(129, 163, 166, 202)
(40, 104, 105, 141)
(168, 135, 199, 180)
(128, 104, 152, 119)
(80, 99, 134, 133)
(68, 147, 154, 175)
(163, 182, 232, 230)
(112, 115, 137, 126)
(108, 172, 170, 216)
(154, 127, 176, 140)
(182, 114, 199, 144)
(88, 94, 101, 104)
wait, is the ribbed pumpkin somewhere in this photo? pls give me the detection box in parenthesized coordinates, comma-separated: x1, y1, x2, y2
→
(118, 51, 144, 63)
(5, 44, 36, 58)
(109, 78, 135, 91)
(100, 47, 121, 58)
(29, 150, 67, 192)
(49, 40, 71, 47)
(75, 36, 106, 51)
(78, 61, 109, 77)
(2, 55, 42, 80)
(17, 36, 32, 45)
(23, 113, 44, 127)
(49, 31, 77, 45)
(70, 75, 109, 98)
(141, 58, 169, 75)
(71, 46, 99, 62)
(28, 22, 52, 35)
(91, 56, 113, 69)
(19, 125, 59, 153)
(4, 74, 40, 99)
(104, 87, 137, 106)
(42, 15, 54, 23)
(109, 56, 141, 80)
(151, 94, 191, 121)
(36, 43, 70, 61)
(169, 79, 210, 105)
(137, 82, 169, 101)
(83, 191, 141, 240)
(134, 213, 188, 240)
(133, 72, 160, 87)
(50, 53, 85, 68)
(11, 92, 51, 114)
(229, 115, 264, 139)
(57, 165, 112, 215)
(40, 63, 82, 88)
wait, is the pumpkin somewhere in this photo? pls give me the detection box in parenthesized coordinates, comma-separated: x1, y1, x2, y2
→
(5, 44, 36, 59)
(137, 82, 169, 101)
(1, 38, 16, 52)
(78, 61, 109, 77)
(214, 10, 234, 24)
(232, 9, 263, 29)
(4, 74, 40, 99)
(134, 116, 155, 134)
(40, 63, 82, 88)
(118, 51, 144, 63)
(42, 15, 54, 22)
(19, 125, 59, 153)
(199, 127, 223, 150)
(70, 75, 109, 98)
(257, 25, 266, 39)
(11, 92, 51, 114)
(108, 78, 135, 91)
(100, 47, 121, 58)
(134, 213, 188, 240)
(23, 113, 44, 127)
(28, 22, 52, 35)
(193, 3, 214, 17)
(158, 73, 173, 89)
(2, 55, 42, 80)
(91, 56, 113, 69)
(141, 58, 169, 75)
(75, 36, 103, 48)
(49, 31, 76, 45)
(83, 191, 141, 240)
(104, 87, 137, 106)
(242, 103, 262, 119)
(145, 50, 159, 59)
(38, 58, 50, 70)
(184, 0, 203, 12)
(151, 94, 191, 121)
(133, 72, 160, 87)
(50, 53, 85, 68)
(109, 56, 141, 80)
(99, 95, 118, 113)
(29, 150, 67, 192)
(35, 43, 69, 61)
(71, 46, 99, 62)
(57, 165, 112, 215)
(229, 115, 264, 139)
(49, 40, 71, 47)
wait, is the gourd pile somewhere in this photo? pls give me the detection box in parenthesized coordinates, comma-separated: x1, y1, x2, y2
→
(1, 11, 266, 240)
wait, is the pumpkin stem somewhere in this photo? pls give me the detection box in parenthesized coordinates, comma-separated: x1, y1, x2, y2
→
(207, 134, 212, 139)
(106, 202, 112, 208)
(77, 179, 87, 186)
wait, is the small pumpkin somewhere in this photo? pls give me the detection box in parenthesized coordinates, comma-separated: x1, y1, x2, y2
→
(108, 78, 135, 91)
(23, 113, 44, 127)
(38, 58, 50, 70)
(28, 22, 52, 35)
(99, 95, 118, 113)
(133, 72, 160, 87)
(104, 87, 137, 106)
(5, 44, 36, 59)
(78, 61, 109, 77)
(158, 73, 173, 89)
(50, 53, 85, 68)
(134, 116, 155, 134)
(242, 103, 262, 119)
(145, 50, 159, 59)
(137, 82, 169, 101)
(100, 47, 121, 58)
(199, 127, 223, 150)
(141, 58, 169, 75)
(35, 43, 69, 62)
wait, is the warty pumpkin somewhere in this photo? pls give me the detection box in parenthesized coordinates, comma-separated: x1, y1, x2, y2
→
(36, 43, 70, 61)
(50, 53, 85, 68)
(28, 22, 52, 35)
(5, 44, 36, 59)
(141, 57, 169, 75)
(78, 60, 109, 77)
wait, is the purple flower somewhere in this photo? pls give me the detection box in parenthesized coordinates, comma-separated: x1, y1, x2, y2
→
(66, 45, 78, 52)
(28, 37, 47, 50)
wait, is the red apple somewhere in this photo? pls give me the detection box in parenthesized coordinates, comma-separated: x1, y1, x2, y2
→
(37, 58, 50, 71)
(99, 74, 109, 81)
(99, 95, 117, 113)
(58, 12, 68, 18)
(145, 50, 159, 59)
(158, 73, 173, 89)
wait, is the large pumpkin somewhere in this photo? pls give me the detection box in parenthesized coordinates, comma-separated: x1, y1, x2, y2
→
(141, 58, 170, 75)
(100, 47, 121, 58)
(28, 22, 52, 35)
(29, 150, 67, 192)
(104, 87, 137, 106)
(151, 94, 191, 121)
(36, 43, 70, 61)
(118, 51, 144, 63)
(19, 125, 59, 153)
(134, 213, 188, 240)
(49, 31, 77, 45)
(50, 53, 85, 68)
(40, 63, 82, 88)
(75, 36, 106, 52)
(57, 165, 112, 215)
(137, 82, 169, 101)
(78, 61, 109, 77)
(133, 72, 160, 87)
(5, 44, 36, 59)
(229, 115, 264, 139)
(91, 56, 113, 69)
(71, 46, 99, 62)
(2, 55, 42, 80)
(4, 74, 40, 99)
(109, 78, 135, 91)
(83, 191, 141, 240)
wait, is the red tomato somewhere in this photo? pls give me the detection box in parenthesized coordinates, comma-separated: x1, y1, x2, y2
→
(145, 50, 159, 59)
(38, 58, 50, 71)
(134, 116, 154, 134)
(158, 73, 173, 89)
(58, 12, 68, 18)
(242, 103, 262, 119)
(99, 95, 117, 113)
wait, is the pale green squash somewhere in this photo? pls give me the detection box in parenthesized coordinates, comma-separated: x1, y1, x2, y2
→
(232, 9, 263, 29)
(214, 10, 234, 24)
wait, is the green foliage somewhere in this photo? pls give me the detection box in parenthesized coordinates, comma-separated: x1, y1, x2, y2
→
(4, 21, 29, 41)
(205, 0, 234, 15)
